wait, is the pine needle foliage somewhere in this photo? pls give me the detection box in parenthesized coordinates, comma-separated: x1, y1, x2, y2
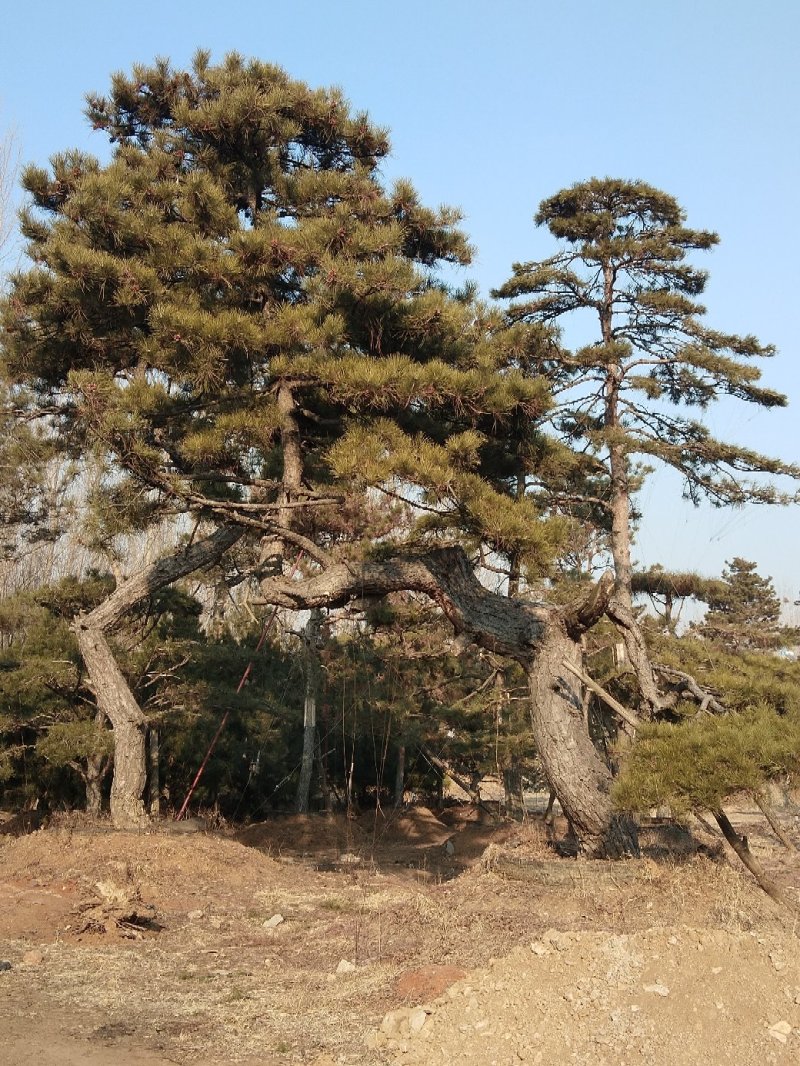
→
(1, 52, 562, 573)
(493, 178, 799, 513)
(612, 704, 800, 816)
(612, 627, 800, 815)
(692, 557, 794, 652)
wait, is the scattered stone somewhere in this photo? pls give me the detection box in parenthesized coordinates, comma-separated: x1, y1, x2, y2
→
(408, 1008, 428, 1034)
(643, 983, 670, 997)
(263, 913, 284, 929)
(767, 1020, 792, 1044)
(335, 958, 356, 974)
(381, 1008, 412, 1039)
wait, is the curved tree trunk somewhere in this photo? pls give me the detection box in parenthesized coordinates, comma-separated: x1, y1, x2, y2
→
(76, 626, 149, 827)
(528, 620, 639, 857)
(258, 546, 639, 857)
(73, 525, 244, 829)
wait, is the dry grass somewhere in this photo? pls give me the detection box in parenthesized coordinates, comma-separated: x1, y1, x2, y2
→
(2, 803, 799, 1064)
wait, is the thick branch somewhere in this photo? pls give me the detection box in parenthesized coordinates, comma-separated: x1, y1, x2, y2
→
(561, 659, 641, 731)
(258, 546, 611, 660)
(652, 663, 726, 715)
(77, 525, 243, 634)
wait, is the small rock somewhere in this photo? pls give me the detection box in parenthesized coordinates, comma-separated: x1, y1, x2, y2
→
(0, 961, 11, 972)
(187, 909, 204, 920)
(263, 913, 284, 929)
(768, 1020, 792, 1042)
(530, 941, 549, 956)
(408, 1008, 428, 1034)
(711, 966, 723, 974)
(643, 983, 670, 997)
(22, 950, 43, 966)
(335, 958, 356, 974)
(381, 1008, 411, 1038)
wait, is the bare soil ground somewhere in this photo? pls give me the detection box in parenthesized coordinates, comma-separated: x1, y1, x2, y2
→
(1, 801, 799, 1065)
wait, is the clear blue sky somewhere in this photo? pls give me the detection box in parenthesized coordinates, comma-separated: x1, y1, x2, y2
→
(2, 0, 798, 610)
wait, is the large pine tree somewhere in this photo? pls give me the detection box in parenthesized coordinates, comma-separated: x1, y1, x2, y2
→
(2, 53, 566, 828)
(493, 178, 799, 712)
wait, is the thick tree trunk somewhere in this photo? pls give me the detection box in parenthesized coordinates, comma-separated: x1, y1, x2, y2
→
(528, 621, 638, 857)
(73, 525, 244, 829)
(76, 626, 149, 827)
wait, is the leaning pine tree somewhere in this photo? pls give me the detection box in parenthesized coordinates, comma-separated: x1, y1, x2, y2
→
(493, 178, 800, 714)
(4, 56, 647, 855)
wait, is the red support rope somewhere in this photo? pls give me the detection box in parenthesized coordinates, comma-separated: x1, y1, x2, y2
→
(174, 553, 304, 821)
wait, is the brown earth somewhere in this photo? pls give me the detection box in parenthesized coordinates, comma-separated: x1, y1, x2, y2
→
(0, 801, 798, 1065)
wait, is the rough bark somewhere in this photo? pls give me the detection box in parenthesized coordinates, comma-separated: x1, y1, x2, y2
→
(528, 620, 638, 857)
(76, 625, 149, 827)
(260, 547, 636, 856)
(73, 525, 244, 828)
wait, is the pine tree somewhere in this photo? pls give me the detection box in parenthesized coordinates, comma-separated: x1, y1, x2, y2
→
(2, 53, 561, 825)
(695, 557, 789, 652)
(493, 178, 799, 712)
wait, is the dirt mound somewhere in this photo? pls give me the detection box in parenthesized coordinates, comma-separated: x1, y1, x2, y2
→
(1, 805, 798, 1065)
(0, 818, 298, 938)
(358, 806, 453, 848)
(378, 926, 800, 1065)
(234, 812, 367, 855)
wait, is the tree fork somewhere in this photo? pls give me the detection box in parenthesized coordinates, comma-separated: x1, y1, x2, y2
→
(73, 525, 244, 828)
